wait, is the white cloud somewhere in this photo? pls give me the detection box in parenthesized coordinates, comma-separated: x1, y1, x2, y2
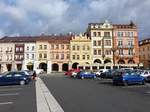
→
(0, 0, 150, 39)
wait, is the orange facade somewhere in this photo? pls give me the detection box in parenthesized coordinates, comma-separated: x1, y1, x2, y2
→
(113, 22, 139, 66)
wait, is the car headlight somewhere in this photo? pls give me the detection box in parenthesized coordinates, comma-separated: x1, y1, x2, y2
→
(23, 77, 27, 80)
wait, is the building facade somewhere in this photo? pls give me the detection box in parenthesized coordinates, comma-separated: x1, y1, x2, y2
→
(113, 21, 139, 68)
(0, 42, 15, 72)
(23, 42, 36, 70)
(86, 20, 113, 69)
(139, 38, 150, 69)
(70, 34, 92, 70)
(35, 38, 51, 73)
(0, 20, 141, 73)
(49, 36, 71, 72)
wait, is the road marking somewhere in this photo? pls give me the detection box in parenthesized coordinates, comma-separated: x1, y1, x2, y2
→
(0, 88, 22, 92)
(0, 93, 19, 97)
(36, 77, 64, 112)
(0, 102, 13, 105)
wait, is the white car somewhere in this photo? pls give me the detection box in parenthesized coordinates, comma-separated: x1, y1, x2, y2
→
(95, 69, 108, 77)
(140, 70, 150, 79)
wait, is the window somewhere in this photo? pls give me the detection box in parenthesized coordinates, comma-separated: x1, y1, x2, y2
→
(39, 45, 42, 50)
(98, 49, 101, 55)
(20, 55, 23, 60)
(105, 40, 111, 46)
(32, 54, 34, 59)
(93, 32, 96, 37)
(32, 46, 35, 51)
(56, 54, 59, 59)
(44, 45, 47, 49)
(87, 55, 90, 60)
(66, 45, 69, 49)
(77, 55, 80, 60)
(27, 46, 29, 51)
(87, 46, 90, 50)
(83, 46, 85, 50)
(61, 54, 64, 59)
(98, 40, 101, 46)
(93, 41, 97, 46)
(118, 32, 123, 37)
(105, 50, 111, 55)
(67, 54, 70, 59)
(128, 41, 133, 47)
(82, 55, 85, 60)
(44, 54, 47, 58)
(104, 32, 110, 37)
(20, 47, 23, 52)
(56, 45, 59, 49)
(130, 32, 134, 37)
(72, 55, 75, 60)
(72, 46, 75, 50)
(16, 47, 19, 52)
(94, 49, 97, 55)
(119, 49, 123, 55)
(39, 54, 42, 58)
(77, 46, 80, 50)
(51, 45, 54, 49)
(118, 40, 123, 46)
(61, 45, 64, 49)
(98, 32, 101, 36)
(27, 54, 29, 59)
(128, 49, 133, 55)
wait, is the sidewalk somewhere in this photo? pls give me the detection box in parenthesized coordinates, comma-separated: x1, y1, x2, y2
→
(36, 77, 64, 112)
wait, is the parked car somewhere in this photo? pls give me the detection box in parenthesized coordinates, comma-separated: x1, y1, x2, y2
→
(65, 68, 80, 77)
(77, 71, 96, 79)
(0, 71, 30, 86)
(113, 72, 145, 86)
(138, 70, 150, 80)
(146, 75, 150, 82)
(100, 69, 116, 79)
(95, 69, 108, 77)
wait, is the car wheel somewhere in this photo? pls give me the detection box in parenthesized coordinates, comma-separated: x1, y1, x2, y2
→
(123, 81, 128, 86)
(20, 80, 25, 85)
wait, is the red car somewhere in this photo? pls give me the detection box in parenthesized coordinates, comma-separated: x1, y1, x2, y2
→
(65, 68, 80, 77)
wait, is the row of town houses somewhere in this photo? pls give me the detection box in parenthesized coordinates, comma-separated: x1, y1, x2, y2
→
(0, 20, 142, 73)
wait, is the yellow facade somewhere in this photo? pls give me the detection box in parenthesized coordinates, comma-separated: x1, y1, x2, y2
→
(34, 40, 51, 73)
(70, 34, 92, 69)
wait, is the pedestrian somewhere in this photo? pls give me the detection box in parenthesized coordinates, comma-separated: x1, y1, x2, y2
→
(32, 71, 37, 80)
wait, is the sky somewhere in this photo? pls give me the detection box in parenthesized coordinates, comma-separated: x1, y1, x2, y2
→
(0, 0, 150, 40)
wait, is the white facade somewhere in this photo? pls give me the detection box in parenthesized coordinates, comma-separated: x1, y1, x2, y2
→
(90, 20, 113, 64)
(22, 43, 36, 70)
(0, 43, 16, 72)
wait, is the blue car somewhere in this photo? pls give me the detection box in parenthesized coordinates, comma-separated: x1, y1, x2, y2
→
(113, 72, 145, 86)
(77, 71, 96, 79)
(0, 71, 30, 86)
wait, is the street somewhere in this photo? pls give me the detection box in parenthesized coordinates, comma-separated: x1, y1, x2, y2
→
(41, 73, 150, 112)
(0, 73, 150, 112)
(0, 81, 36, 112)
